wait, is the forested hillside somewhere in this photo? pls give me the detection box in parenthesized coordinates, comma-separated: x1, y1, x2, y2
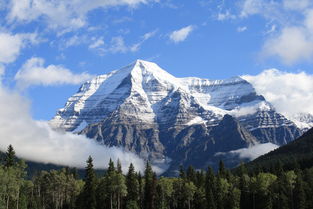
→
(1, 145, 313, 209)
(244, 128, 313, 173)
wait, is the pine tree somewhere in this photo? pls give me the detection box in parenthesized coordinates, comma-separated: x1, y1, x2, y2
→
(205, 167, 216, 209)
(186, 166, 196, 184)
(294, 173, 306, 209)
(108, 158, 115, 174)
(151, 173, 157, 209)
(126, 163, 139, 209)
(81, 156, 97, 209)
(117, 159, 122, 174)
(218, 160, 226, 178)
(143, 162, 155, 209)
(206, 188, 216, 209)
(138, 172, 143, 209)
(179, 165, 186, 179)
(126, 163, 139, 202)
(4, 144, 16, 167)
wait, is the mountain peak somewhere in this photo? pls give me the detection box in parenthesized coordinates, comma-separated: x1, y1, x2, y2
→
(134, 59, 152, 65)
(128, 59, 158, 71)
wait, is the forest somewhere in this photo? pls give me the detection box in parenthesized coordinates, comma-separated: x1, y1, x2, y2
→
(1, 144, 313, 209)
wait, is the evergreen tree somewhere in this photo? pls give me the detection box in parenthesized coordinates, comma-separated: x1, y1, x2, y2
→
(205, 167, 216, 209)
(275, 160, 284, 176)
(239, 174, 251, 209)
(80, 156, 97, 209)
(108, 158, 115, 174)
(195, 170, 206, 188)
(117, 159, 122, 174)
(143, 162, 155, 209)
(186, 165, 196, 184)
(179, 165, 186, 179)
(126, 163, 139, 203)
(4, 144, 16, 167)
(294, 173, 306, 209)
(218, 160, 226, 178)
(151, 173, 157, 209)
(138, 172, 143, 209)
(206, 188, 216, 209)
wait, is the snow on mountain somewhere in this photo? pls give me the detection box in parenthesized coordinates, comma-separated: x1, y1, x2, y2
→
(50, 59, 303, 172)
(289, 113, 313, 131)
(51, 60, 270, 131)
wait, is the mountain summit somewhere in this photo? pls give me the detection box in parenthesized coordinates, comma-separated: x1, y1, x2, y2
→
(50, 60, 302, 172)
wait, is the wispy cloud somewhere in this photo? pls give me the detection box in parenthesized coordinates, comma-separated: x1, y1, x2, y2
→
(169, 25, 194, 43)
(217, 10, 236, 21)
(237, 26, 247, 32)
(106, 30, 157, 54)
(89, 38, 105, 49)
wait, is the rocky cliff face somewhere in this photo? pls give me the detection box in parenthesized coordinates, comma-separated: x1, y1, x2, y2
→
(50, 60, 302, 172)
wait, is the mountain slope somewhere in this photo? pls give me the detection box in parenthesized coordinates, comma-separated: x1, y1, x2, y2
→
(50, 60, 302, 172)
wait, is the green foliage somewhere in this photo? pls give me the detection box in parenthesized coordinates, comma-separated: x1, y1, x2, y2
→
(79, 156, 97, 209)
(4, 145, 16, 168)
(245, 128, 313, 173)
(2, 144, 313, 209)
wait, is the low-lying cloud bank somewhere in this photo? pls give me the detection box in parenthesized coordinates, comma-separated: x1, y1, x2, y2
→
(0, 87, 148, 173)
(216, 143, 279, 160)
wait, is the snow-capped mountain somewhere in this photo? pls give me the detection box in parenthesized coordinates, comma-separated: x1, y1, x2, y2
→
(50, 60, 302, 171)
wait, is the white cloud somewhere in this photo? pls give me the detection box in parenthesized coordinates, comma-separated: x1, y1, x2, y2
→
(0, 32, 41, 64)
(238, 0, 313, 64)
(242, 69, 313, 118)
(7, 0, 156, 31)
(261, 9, 313, 64)
(15, 57, 94, 87)
(130, 30, 157, 52)
(229, 101, 271, 117)
(216, 143, 279, 160)
(237, 26, 247, 32)
(64, 35, 82, 48)
(109, 36, 128, 53)
(142, 30, 157, 41)
(230, 143, 279, 160)
(217, 10, 236, 21)
(283, 0, 311, 11)
(0, 33, 23, 64)
(0, 64, 4, 78)
(107, 30, 157, 53)
(0, 86, 146, 172)
(264, 24, 277, 34)
(169, 25, 194, 43)
(240, 0, 282, 21)
(89, 38, 105, 49)
(262, 26, 313, 64)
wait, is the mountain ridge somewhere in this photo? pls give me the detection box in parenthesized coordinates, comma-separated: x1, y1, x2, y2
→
(50, 60, 304, 172)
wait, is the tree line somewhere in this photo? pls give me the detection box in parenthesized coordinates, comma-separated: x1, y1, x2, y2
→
(1, 145, 313, 209)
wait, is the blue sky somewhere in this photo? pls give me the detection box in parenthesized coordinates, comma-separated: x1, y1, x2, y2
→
(1, 0, 313, 120)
